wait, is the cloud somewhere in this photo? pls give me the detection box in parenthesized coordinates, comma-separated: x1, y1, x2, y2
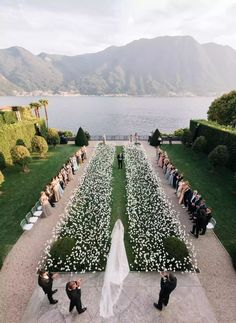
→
(1, 0, 236, 55)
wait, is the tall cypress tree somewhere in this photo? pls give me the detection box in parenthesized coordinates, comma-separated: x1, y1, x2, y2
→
(75, 127, 88, 146)
(150, 128, 161, 146)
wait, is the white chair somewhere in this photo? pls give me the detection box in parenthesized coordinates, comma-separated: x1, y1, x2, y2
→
(20, 219, 33, 231)
(31, 206, 43, 217)
(25, 212, 38, 224)
(207, 217, 216, 230)
(35, 201, 42, 211)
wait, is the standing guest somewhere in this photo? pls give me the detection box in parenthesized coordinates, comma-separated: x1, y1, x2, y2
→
(66, 279, 87, 314)
(200, 208, 212, 235)
(38, 269, 58, 304)
(154, 272, 177, 311)
(117, 153, 124, 169)
(45, 184, 55, 207)
(40, 191, 52, 217)
(190, 207, 206, 238)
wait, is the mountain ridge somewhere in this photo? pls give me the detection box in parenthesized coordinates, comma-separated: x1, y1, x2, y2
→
(1, 35, 236, 96)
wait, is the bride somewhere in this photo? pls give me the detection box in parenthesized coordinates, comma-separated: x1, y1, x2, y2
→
(100, 219, 129, 318)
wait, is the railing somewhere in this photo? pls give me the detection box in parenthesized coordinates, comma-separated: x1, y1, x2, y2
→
(89, 135, 181, 142)
(89, 135, 149, 141)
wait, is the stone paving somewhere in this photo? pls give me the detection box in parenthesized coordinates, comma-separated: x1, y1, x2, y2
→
(21, 272, 217, 323)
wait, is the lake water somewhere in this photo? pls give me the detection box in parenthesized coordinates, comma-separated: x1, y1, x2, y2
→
(0, 96, 214, 135)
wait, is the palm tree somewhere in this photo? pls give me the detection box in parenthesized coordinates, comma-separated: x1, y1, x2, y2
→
(39, 99, 49, 128)
(29, 102, 41, 118)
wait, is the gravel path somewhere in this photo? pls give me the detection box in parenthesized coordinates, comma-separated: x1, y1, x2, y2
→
(142, 141, 236, 323)
(0, 142, 98, 323)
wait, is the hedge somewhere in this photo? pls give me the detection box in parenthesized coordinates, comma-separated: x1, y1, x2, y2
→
(190, 120, 236, 171)
(0, 119, 46, 166)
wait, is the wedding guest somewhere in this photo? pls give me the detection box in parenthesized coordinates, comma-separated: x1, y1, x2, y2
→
(40, 191, 52, 217)
(45, 184, 55, 207)
(117, 153, 124, 169)
(200, 208, 212, 235)
(66, 279, 87, 314)
(154, 272, 177, 311)
(38, 269, 58, 304)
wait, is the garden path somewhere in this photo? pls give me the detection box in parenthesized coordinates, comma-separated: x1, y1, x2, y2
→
(21, 272, 216, 323)
(0, 142, 99, 323)
(142, 141, 236, 323)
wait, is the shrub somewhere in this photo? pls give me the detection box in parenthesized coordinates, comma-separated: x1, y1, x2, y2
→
(163, 236, 189, 262)
(192, 136, 207, 153)
(75, 127, 88, 146)
(16, 139, 26, 146)
(0, 170, 4, 186)
(3, 111, 17, 124)
(11, 145, 31, 172)
(174, 128, 185, 138)
(181, 128, 192, 146)
(150, 128, 161, 146)
(50, 237, 76, 265)
(190, 120, 236, 171)
(47, 128, 60, 148)
(208, 145, 229, 169)
(31, 135, 48, 157)
(207, 90, 236, 126)
(0, 120, 46, 166)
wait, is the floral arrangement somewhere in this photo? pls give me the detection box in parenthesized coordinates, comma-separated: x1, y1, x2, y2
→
(38, 144, 115, 272)
(124, 145, 197, 272)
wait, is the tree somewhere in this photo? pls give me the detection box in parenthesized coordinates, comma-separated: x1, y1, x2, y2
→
(11, 145, 31, 172)
(47, 128, 60, 148)
(207, 90, 236, 126)
(75, 127, 88, 146)
(192, 136, 207, 153)
(29, 102, 41, 118)
(208, 145, 229, 169)
(181, 128, 192, 146)
(39, 99, 49, 128)
(149, 128, 161, 146)
(31, 135, 48, 158)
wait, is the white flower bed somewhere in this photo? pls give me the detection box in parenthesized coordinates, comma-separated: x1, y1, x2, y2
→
(124, 145, 197, 272)
(39, 144, 115, 272)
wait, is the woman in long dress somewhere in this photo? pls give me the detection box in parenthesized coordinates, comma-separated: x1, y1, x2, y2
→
(40, 191, 52, 217)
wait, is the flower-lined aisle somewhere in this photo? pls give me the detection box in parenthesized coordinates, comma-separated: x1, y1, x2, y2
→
(124, 145, 197, 272)
(38, 144, 115, 272)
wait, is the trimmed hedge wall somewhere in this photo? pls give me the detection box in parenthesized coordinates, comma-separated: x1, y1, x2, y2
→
(190, 120, 236, 171)
(0, 119, 46, 166)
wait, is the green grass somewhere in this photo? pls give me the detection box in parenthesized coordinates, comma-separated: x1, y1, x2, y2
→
(163, 144, 236, 268)
(110, 146, 133, 265)
(0, 144, 78, 268)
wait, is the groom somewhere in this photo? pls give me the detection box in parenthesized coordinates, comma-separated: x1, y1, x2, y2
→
(154, 272, 177, 311)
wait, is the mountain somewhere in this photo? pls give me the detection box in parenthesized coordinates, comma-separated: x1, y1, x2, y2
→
(1, 36, 236, 96)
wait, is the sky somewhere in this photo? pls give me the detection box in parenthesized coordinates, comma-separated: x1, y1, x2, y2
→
(1, 0, 236, 55)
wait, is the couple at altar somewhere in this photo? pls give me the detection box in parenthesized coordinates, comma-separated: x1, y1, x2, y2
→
(100, 219, 177, 318)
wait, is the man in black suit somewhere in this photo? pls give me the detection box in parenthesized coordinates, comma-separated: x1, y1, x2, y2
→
(66, 279, 87, 314)
(117, 153, 124, 169)
(38, 269, 58, 304)
(154, 272, 177, 311)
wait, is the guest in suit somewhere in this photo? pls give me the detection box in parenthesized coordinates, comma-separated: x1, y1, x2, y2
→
(66, 279, 87, 314)
(154, 272, 177, 311)
(38, 269, 58, 304)
(117, 153, 124, 169)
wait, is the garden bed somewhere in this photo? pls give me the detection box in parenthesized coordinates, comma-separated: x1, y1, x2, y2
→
(39, 144, 115, 272)
(124, 145, 197, 272)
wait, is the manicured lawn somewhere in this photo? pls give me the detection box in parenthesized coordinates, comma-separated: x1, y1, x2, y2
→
(110, 146, 134, 265)
(0, 144, 78, 268)
(162, 144, 236, 268)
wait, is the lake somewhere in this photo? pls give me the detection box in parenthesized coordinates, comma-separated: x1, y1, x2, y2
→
(0, 96, 214, 135)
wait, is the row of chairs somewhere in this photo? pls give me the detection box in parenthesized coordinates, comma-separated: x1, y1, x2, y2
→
(20, 201, 43, 231)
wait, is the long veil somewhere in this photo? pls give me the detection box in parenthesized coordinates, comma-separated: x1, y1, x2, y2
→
(100, 219, 130, 318)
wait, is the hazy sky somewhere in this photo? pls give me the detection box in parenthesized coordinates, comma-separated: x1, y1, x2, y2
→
(1, 0, 236, 55)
